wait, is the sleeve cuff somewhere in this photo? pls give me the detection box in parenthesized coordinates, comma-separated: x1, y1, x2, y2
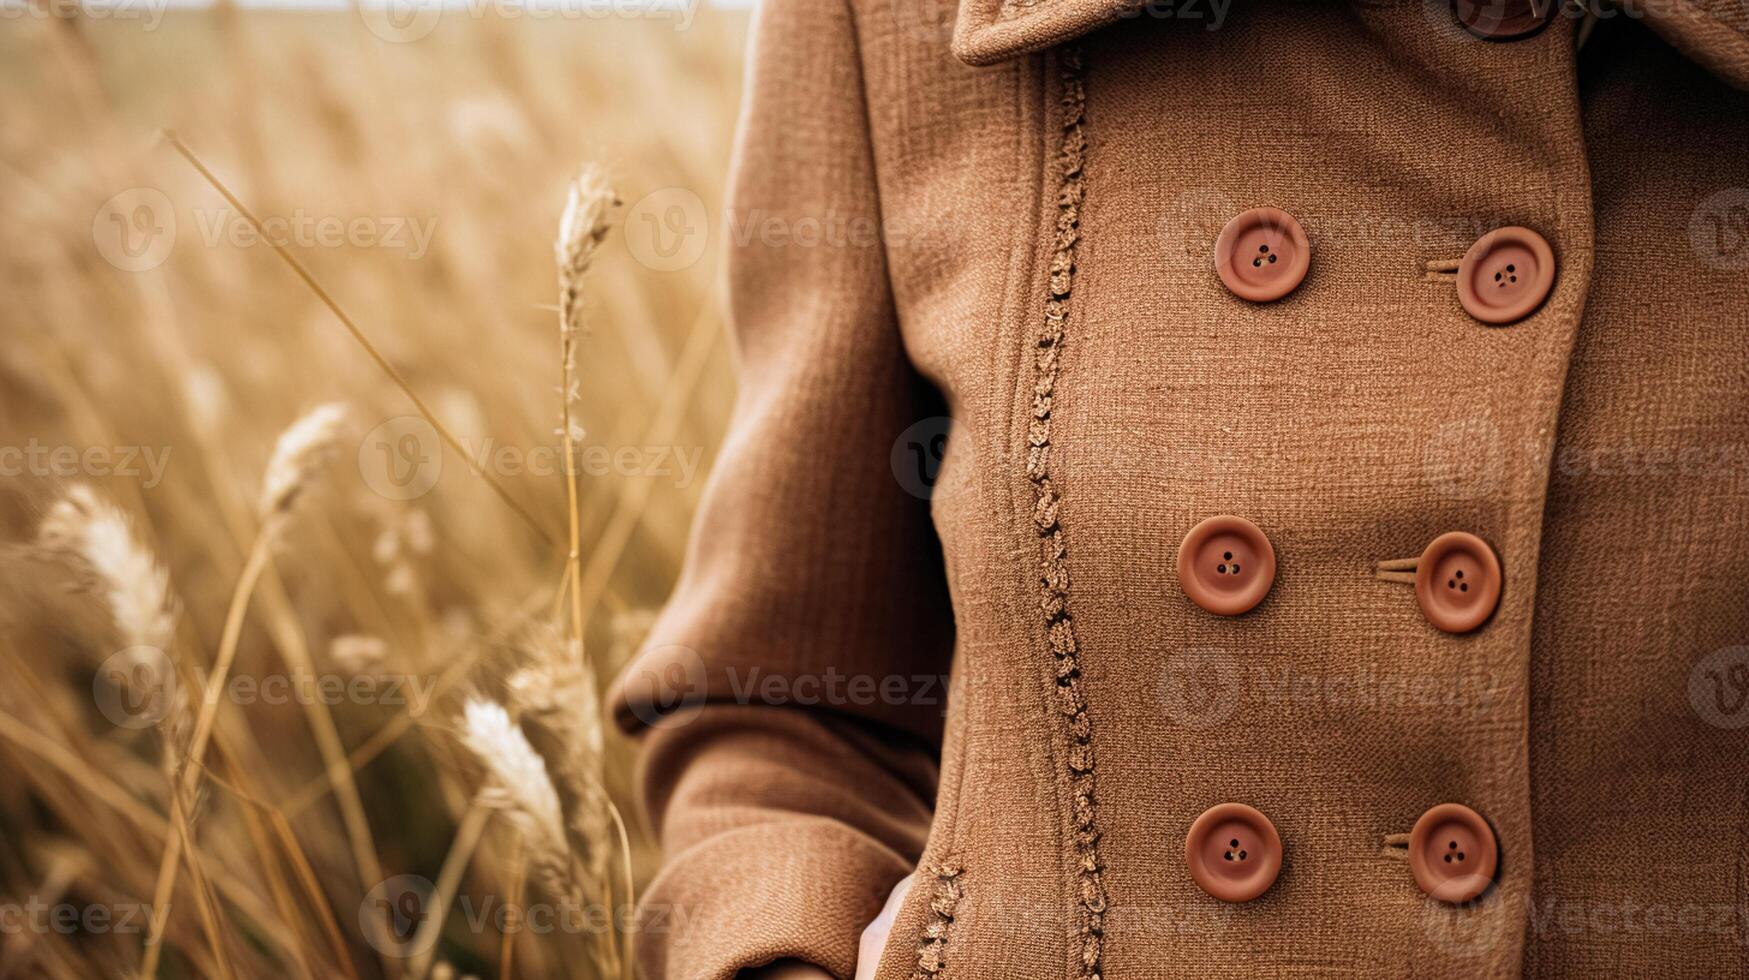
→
(635, 816, 911, 980)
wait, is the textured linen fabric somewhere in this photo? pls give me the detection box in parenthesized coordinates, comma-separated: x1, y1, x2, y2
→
(609, 0, 1749, 977)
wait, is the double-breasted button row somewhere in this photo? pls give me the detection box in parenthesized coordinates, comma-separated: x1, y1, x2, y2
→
(1177, 516, 1503, 633)
(1211, 207, 1556, 325)
(1185, 802, 1499, 904)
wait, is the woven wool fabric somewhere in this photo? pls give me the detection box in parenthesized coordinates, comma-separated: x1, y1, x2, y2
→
(609, 0, 1749, 977)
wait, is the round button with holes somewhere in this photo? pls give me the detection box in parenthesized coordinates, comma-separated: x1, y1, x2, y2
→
(1453, 0, 1559, 40)
(1178, 515, 1277, 616)
(1456, 226, 1556, 325)
(1408, 803, 1499, 904)
(1186, 802, 1283, 903)
(1413, 531, 1502, 634)
(1213, 207, 1311, 302)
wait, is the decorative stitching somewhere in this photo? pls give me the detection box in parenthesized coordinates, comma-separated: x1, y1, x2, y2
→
(1027, 46, 1106, 980)
(911, 863, 964, 979)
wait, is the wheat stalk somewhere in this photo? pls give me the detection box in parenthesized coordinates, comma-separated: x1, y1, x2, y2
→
(550, 165, 638, 980)
(141, 403, 349, 977)
(258, 401, 347, 520)
(466, 693, 596, 912)
(245, 402, 395, 973)
(556, 165, 617, 345)
(507, 629, 607, 879)
(34, 486, 241, 976)
(36, 485, 188, 749)
(555, 164, 618, 677)
(38, 484, 177, 653)
(461, 698, 568, 860)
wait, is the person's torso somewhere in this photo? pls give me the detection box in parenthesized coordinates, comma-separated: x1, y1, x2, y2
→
(858, 2, 1749, 975)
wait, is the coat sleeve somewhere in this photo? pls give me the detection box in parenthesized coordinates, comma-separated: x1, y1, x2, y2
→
(607, 0, 956, 975)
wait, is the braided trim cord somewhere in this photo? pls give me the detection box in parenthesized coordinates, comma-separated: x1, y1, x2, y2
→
(911, 864, 964, 979)
(1026, 46, 1106, 980)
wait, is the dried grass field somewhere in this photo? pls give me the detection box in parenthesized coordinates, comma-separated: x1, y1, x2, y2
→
(0, 8, 748, 977)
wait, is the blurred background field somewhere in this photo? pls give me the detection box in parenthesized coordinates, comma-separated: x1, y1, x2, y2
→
(0, 6, 747, 977)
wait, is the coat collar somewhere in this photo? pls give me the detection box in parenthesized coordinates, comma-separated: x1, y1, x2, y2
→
(951, 0, 1749, 91)
(1624, 0, 1749, 90)
(952, 0, 1145, 66)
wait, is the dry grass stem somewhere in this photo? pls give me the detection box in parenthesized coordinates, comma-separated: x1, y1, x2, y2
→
(555, 164, 620, 680)
(144, 404, 348, 976)
(162, 131, 557, 546)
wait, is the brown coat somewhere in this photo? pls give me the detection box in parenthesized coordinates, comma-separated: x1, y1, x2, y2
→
(609, 0, 1749, 976)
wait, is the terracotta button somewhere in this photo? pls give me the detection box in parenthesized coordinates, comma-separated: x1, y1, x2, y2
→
(1413, 532, 1502, 634)
(1178, 515, 1276, 616)
(1214, 207, 1311, 302)
(1456, 226, 1556, 325)
(1454, 0, 1559, 40)
(1408, 803, 1499, 903)
(1186, 803, 1283, 902)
